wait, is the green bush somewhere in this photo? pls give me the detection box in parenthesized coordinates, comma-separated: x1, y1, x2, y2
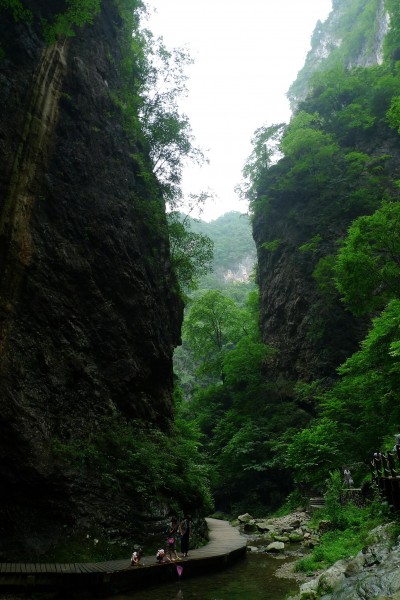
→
(296, 472, 394, 574)
(42, 0, 101, 44)
(52, 410, 213, 515)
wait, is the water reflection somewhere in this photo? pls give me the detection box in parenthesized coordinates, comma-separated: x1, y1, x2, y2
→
(110, 554, 299, 600)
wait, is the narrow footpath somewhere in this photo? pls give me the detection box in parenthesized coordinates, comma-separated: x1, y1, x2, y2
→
(0, 518, 246, 596)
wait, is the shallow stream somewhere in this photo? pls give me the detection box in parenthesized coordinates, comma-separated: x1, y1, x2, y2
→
(110, 553, 299, 600)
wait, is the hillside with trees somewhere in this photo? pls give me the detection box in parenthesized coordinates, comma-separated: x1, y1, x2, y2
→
(173, 211, 256, 401)
(190, 211, 256, 288)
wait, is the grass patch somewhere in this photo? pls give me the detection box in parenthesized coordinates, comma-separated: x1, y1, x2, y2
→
(296, 525, 367, 573)
(271, 490, 307, 517)
(295, 471, 396, 575)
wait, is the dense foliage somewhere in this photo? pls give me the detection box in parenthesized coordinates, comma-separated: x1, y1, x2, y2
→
(53, 399, 213, 517)
(0, 0, 105, 42)
(0, 0, 31, 21)
(295, 471, 394, 574)
(180, 290, 292, 513)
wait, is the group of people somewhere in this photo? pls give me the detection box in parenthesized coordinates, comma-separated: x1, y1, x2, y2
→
(131, 515, 192, 567)
(157, 515, 191, 563)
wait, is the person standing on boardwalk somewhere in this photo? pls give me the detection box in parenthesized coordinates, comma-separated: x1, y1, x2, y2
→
(343, 467, 353, 488)
(179, 514, 191, 557)
(166, 516, 179, 561)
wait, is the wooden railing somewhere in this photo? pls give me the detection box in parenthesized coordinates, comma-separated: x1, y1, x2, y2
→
(370, 445, 400, 510)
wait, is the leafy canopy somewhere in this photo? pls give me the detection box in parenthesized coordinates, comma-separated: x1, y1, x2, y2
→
(335, 202, 400, 315)
(183, 290, 245, 379)
(167, 210, 213, 295)
(137, 32, 206, 208)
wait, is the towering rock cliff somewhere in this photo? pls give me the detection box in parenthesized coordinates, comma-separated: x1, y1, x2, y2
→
(253, 192, 369, 385)
(253, 0, 400, 388)
(0, 1, 183, 558)
(288, 0, 389, 110)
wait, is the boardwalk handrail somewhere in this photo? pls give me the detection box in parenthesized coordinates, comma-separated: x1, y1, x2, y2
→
(370, 444, 400, 510)
(0, 517, 246, 595)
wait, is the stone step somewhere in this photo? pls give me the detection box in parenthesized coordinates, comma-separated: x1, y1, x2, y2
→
(309, 497, 325, 505)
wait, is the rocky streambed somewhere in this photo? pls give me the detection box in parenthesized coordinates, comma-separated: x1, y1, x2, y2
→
(291, 523, 400, 600)
(235, 511, 318, 585)
(234, 512, 400, 599)
(237, 510, 318, 551)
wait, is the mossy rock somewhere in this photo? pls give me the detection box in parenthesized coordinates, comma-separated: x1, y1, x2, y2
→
(289, 533, 304, 542)
(243, 522, 258, 533)
(266, 541, 285, 552)
(256, 520, 272, 532)
(238, 513, 254, 523)
(273, 534, 290, 542)
(259, 533, 274, 543)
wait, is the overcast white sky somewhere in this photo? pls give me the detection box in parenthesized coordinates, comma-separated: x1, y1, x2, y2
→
(146, 0, 332, 221)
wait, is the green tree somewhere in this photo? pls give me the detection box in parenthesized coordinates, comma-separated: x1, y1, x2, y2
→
(321, 299, 400, 455)
(387, 95, 400, 133)
(183, 290, 244, 379)
(279, 111, 340, 190)
(0, 0, 31, 21)
(335, 202, 400, 315)
(42, 0, 102, 44)
(222, 337, 269, 389)
(284, 418, 341, 488)
(167, 211, 213, 295)
(138, 34, 206, 206)
(237, 123, 285, 211)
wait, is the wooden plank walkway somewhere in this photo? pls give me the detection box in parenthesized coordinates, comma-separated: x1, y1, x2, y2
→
(0, 518, 246, 595)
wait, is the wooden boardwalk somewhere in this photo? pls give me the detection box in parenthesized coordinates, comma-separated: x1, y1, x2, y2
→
(0, 518, 247, 595)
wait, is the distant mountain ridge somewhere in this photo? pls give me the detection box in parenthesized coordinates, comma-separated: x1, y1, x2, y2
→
(188, 211, 256, 286)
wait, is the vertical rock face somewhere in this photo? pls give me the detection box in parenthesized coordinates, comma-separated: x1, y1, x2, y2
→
(253, 207, 367, 385)
(288, 0, 389, 110)
(0, 2, 183, 556)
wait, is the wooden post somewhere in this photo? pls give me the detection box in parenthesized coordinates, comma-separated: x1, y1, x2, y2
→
(395, 444, 400, 470)
(370, 460, 377, 483)
(382, 454, 390, 477)
(388, 452, 398, 478)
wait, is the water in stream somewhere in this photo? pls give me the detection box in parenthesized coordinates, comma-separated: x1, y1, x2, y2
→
(111, 553, 299, 600)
